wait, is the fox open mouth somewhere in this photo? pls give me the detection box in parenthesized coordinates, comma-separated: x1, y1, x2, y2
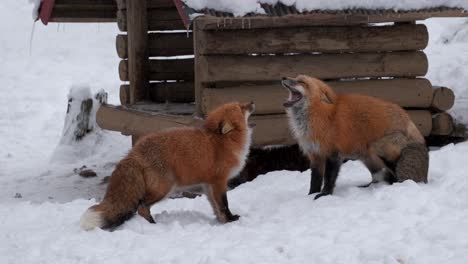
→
(282, 80, 303, 108)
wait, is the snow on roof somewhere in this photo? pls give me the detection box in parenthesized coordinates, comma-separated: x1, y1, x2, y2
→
(182, 0, 468, 17)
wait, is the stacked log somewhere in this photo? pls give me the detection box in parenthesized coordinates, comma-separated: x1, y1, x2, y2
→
(116, 0, 192, 105)
(192, 21, 456, 143)
(48, 0, 117, 23)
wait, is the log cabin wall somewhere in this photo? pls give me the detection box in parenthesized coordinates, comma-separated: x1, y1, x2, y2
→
(116, 0, 194, 104)
(193, 19, 456, 144)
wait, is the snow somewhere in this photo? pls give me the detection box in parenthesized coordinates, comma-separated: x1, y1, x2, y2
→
(28, 0, 41, 21)
(183, 0, 468, 17)
(1, 0, 468, 263)
(3, 145, 468, 263)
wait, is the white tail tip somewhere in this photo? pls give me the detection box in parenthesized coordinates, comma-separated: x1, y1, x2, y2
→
(80, 208, 104, 231)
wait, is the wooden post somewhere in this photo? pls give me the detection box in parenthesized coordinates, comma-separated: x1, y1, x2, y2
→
(126, 0, 148, 104)
(193, 20, 206, 116)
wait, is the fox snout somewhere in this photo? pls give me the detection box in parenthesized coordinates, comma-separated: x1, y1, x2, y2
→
(281, 77, 297, 89)
(281, 77, 304, 108)
(246, 101, 255, 114)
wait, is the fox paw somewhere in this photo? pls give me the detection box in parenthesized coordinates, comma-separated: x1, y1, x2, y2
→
(314, 193, 330, 200)
(226, 214, 240, 222)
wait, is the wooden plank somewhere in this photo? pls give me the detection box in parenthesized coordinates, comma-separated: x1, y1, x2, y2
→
(432, 112, 454, 135)
(201, 78, 433, 114)
(119, 59, 194, 81)
(49, 8, 116, 22)
(194, 20, 206, 115)
(148, 82, 194, 103)
(54, 0, 116, 5)
(122, 82, 194, 103)
(199, 24, 428, 55)
(117, 9, 185, 31)
(431, 86, 455, 112)
(126, 0, 149, 103)
(197, 10, 468, 30)
(408, 110, 432, 137)
(97, 104, 432, 148)
(96, 104, 202, 137)
(120, 84, 130, 105)
(116, 0, 175, 10)
(116, 33, 193, 59)
(199, 51, 428, 83)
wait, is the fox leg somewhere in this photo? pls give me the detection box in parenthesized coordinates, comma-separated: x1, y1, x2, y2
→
(361, 154, 397, 187)
(308, 156, 325, 195)
(315, 152, 342, 199)
(206, 181, 239, 223)
(137, 175, 174, 224)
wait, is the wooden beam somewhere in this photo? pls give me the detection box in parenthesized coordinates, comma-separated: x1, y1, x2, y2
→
(122, 82, 194, 103)
(431, 86, 455, 112)
(116, 0, 175, 10)
(199, 24, 428, 55)
(432, 112, 454, 135)
(126, 0, 148, 103)
(97, 104, 433, 148)
(120, 84, 130, 105)
(198, 51, 428, 83)
(201, 78, 433, 114)
(196, 10, 468, 30)
(116, 33, 193, 59)
(96, 104, 202, 137)
(117, 9, 185, 31)
(148, 82, 194, 103)
(194, 20, 205, 116)
(119, 59, 194, 82)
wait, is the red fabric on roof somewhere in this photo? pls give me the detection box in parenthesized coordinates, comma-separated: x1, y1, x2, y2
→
(39, 0, 56, 25)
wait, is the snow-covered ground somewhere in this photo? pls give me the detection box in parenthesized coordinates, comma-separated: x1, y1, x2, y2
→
(1, 0, 468, 263)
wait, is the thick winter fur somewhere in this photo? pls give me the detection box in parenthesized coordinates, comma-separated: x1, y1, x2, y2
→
(282, 75, 429, 199)
(80, 102, 255, 230)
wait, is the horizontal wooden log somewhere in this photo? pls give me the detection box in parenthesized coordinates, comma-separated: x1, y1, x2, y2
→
(117, 10, 185, 31)
(408, 110, 432, 137)
(97, 104, 202, 137)
(119, 59, 194, 81)
(97, 104, 433, 146)
(198, 52, 428, 83)
(202, 78, 433, 114)
(195, 10, 468, 30)
(120, 84, 130, 105)
(199, 24, 428, 55)
(116, 33, 193, 59)
(431, 112, 454, 135)
(54, 0, 116, 5)
(431, 86, 455, 112)
(116, 0, 175, 10)
(50, 8, 116, 22)
(122, 82, 194, 103)
(149, 82, 194, 103)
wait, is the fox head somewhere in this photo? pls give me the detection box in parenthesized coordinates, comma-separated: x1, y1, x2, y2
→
(204, 102, 256, 136)
(281, 75, 337, 109)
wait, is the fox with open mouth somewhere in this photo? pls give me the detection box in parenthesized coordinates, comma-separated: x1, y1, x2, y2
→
(282, 75, 428, 199)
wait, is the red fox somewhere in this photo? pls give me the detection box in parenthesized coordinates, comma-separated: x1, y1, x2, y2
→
(80, 102, 255, 230)
(282, 75, 428, 199)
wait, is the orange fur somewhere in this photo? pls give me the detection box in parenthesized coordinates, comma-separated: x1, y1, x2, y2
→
(80, 102, 255, 230)
(282, 75, 428, 198)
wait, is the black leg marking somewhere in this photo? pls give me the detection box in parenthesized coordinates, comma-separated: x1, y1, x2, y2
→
(381, 159, 398, 184)
(221, 192, 239, 222)
(315, 153, 342, 200)
(308, 167, 323, 195)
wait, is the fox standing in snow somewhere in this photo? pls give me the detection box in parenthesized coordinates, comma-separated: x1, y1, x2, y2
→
(282, 75, 428, 199)
(80, 102, 255, 230)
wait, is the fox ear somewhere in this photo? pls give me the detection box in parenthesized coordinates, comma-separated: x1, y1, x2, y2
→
(219, 121, 234, 135)
(320, 90, 334, 104)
